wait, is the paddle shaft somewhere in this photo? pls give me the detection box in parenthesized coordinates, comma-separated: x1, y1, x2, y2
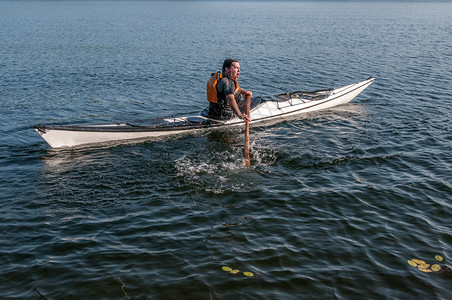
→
(244, 95, 251, 167)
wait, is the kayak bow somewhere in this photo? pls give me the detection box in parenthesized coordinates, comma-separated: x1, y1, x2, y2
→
(34, 77, 375, 148)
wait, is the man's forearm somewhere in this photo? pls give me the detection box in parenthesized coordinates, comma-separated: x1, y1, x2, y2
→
(227, 94, 243, 117)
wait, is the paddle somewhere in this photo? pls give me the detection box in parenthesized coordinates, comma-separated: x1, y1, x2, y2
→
(244, 95, 251, 167)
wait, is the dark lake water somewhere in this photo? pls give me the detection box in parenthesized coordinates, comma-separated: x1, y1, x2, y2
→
(1, 1, 451, 299)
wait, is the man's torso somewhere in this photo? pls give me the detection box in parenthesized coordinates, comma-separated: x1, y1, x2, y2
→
(208, 76, 241, 119)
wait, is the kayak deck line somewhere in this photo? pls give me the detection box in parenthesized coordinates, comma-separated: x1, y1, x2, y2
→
(247, 77, 375, 123)
(34, 77, 375, 148)
(34, 117, 225, 133)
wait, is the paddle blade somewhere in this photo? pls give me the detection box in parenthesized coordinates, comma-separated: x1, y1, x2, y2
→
(243, 95, 251, 167)
(244, 120, 250, 167)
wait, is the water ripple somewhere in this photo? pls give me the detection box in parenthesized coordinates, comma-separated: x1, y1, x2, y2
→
(1, 1, 451, 299)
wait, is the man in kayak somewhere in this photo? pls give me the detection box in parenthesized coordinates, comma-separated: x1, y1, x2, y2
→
(208, 58, 252, 121)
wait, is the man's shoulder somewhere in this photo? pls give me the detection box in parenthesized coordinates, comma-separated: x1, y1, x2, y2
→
(218, 76, 233, 87)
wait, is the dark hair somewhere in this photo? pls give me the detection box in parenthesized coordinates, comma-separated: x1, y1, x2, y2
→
(222, 58, 238, 73)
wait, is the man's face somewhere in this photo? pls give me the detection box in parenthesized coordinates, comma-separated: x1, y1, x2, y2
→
(226, 62, 240, 80)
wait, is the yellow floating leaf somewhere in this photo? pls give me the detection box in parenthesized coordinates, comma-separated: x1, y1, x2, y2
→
(408, 260, 418, 267)
(230, 269, 240, 274)
(435, 255, 443, 262)
(222, 266, 232, 272)
(418, 263, 430, 269)
(243, 271, 254, 277)
(418, 267, 432, 273)
(431, 264, 441, 272)
(412, 259, 426, 265)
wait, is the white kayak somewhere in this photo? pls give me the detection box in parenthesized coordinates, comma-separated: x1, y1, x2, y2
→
(34, 77, 375, 148)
